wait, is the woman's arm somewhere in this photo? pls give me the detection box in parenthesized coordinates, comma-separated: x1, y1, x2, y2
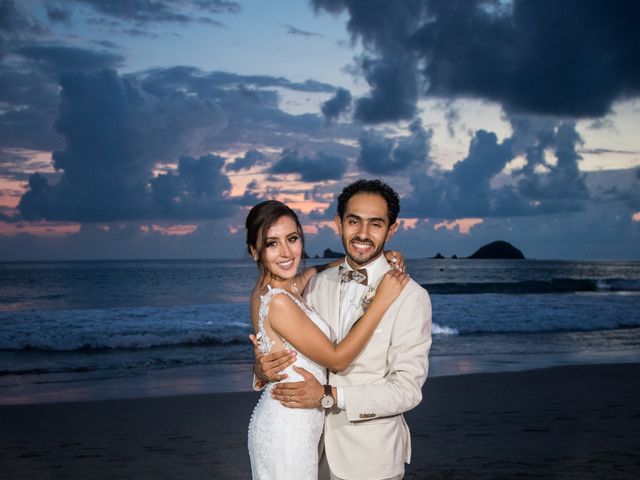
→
(269, 270, 408, 372)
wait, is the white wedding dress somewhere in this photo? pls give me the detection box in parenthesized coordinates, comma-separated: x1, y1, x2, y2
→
(248, 286, 330, 480)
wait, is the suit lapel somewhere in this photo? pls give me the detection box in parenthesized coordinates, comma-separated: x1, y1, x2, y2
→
(343, 261, 392, 335)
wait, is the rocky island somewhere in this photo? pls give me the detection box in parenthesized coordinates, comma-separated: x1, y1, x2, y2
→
(468, 240, 525, 259)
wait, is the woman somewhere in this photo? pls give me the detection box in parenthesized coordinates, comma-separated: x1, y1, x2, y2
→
(246, 200, 408, 479)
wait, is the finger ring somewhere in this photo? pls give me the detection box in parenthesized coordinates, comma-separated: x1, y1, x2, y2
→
(392, 256, 397, 264)
(289, 395, 293, 402)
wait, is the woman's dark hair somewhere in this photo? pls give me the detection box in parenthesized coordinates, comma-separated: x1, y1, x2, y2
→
(337, 179, 400, 225)
(245, 200, 306, 271)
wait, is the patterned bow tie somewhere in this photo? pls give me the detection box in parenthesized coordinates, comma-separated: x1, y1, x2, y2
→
(339, 266, 368, 285)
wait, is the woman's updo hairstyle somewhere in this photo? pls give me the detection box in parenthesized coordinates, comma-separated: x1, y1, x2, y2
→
(245, 200, 306, 271)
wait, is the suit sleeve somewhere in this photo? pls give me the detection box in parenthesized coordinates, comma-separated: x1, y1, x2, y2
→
(341, 285, 432, 422)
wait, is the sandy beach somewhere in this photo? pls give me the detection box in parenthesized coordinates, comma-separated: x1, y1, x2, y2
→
(1, 363, 639, 479)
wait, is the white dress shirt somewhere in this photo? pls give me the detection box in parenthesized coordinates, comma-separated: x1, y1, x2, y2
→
(335, 253, 390, 408)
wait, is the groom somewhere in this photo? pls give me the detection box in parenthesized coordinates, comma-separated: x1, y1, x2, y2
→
(253, 179, 432, 480)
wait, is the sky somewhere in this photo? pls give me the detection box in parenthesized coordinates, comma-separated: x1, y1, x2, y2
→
(0, 0, 639, 261)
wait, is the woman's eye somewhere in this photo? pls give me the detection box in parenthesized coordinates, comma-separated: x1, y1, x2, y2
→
(266, 241, 277, 248)
(288, 235, 299, 243)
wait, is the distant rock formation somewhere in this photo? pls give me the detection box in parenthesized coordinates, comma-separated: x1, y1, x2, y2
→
(451, 254, 458, 259)
(322, 248, 344, 259)
(468, 241, 525, 259)
(430, 252, 445, 259)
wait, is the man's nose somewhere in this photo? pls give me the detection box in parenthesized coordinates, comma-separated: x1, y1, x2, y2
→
(357, 223, 370, 238)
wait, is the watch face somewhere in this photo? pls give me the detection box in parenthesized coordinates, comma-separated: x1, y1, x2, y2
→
(321, 395, 334, 409)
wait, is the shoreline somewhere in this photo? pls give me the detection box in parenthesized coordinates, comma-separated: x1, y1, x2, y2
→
(1, 363, 639, 479)
(3, 348, 640, 406)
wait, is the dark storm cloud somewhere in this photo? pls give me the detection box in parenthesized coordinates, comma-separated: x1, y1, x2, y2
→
(226, 149, 267, 172)
(45, 4, 72, 23)
(358, 119, 432, 174)
(353, 53, 419, 123)
(0, 65, 62, 150)
(0, 0, 46, 58)
(403, 119, 590, 218)
(136, 66, 350, 153)
(270, 149, 348, 181)
(150, 154, 232, 219)
(321, 87, 352, 123)
(16, 45, 124, 74)
(17, 69, 234, 222)
(1, 40, 124, 152)
(9, 62, 356, 222)
(313, 0, 640, 120)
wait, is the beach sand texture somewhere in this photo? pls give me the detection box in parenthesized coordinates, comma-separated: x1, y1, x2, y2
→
(1, 363, 639, 479)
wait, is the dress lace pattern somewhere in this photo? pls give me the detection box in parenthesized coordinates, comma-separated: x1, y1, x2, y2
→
(247, 286, 330, 480)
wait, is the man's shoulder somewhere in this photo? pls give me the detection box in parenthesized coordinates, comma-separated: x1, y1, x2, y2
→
(398, 276, 431, 303)
(306, 264, 340, 294)
(313, 264, 341, 282)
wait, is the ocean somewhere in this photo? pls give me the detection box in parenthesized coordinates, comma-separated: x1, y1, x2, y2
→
(1, 258, 639, 405)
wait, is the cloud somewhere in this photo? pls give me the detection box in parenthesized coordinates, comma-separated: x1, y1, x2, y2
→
(321, 87, 352, 123)
(15, 44, 124, 74)
(404, 118, 590, 218)
(150, 154, 232, 219)
(226, 149, 267, 172)
(0, 42, 124, 152)
(282, 24, 323, 38)
(17, 69, 234, 222)
(313, 0, 640, 120)
(354, 53, 419, 123)
(270, 149, 348, 181)
(358, 119, 432, 174)
(68, 0, 241, 25)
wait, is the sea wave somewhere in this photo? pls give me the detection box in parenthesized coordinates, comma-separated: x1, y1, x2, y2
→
(0, 332, 248, 352)
(422, 277, 640, 295)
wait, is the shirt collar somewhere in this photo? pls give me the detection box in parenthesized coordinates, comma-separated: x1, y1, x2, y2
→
(340, 253, 390, 287)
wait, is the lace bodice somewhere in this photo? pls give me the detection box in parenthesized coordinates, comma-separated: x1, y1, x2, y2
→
(248, 285, 330, 480)
(255, 286, 330, 382)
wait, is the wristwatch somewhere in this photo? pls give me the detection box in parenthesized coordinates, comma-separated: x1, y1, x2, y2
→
(321, 384, 335, 409)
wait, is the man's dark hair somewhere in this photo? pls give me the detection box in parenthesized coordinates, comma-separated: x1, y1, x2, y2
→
(336, 179, 400, 225)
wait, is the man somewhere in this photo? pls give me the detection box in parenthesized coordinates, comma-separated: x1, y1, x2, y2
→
(253, 179, 432, 480)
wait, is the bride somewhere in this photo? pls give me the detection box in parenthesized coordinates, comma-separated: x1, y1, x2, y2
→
(246, 200, 408, 480)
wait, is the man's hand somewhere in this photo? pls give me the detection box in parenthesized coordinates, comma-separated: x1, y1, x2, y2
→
(250, 334, 296, 384)
(271, 366, 324, 409)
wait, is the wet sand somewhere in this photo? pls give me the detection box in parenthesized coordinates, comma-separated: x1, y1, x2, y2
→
(1, 363, 639, 479)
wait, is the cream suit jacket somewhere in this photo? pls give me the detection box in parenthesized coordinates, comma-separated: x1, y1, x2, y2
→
(305, 262, 432, 480)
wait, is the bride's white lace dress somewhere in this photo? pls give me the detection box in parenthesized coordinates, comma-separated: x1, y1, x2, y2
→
(248, 286, 330, 480)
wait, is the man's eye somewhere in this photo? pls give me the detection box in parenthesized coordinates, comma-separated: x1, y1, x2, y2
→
(348, 219, 358, 225)
(372, 223, 382, 228)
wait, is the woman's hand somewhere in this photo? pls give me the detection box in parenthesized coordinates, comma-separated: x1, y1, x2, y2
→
(374, 269, 409, 308)
(384, 250, 406, 273)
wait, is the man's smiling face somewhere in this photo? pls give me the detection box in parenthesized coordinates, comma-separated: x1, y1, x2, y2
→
(335, 192, 398, 268)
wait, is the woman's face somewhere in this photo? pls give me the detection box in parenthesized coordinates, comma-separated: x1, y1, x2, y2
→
(259, 215, 302, 281)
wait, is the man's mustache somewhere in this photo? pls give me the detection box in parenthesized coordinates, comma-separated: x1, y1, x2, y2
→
(351, 237, 374, 245)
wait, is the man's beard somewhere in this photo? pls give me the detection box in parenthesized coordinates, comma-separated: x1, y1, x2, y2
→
(342, 236, 385, 266)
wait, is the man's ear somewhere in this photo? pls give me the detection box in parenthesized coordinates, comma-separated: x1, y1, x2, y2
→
(334, 215, 343, 234)
(385, 222, 399, 242)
